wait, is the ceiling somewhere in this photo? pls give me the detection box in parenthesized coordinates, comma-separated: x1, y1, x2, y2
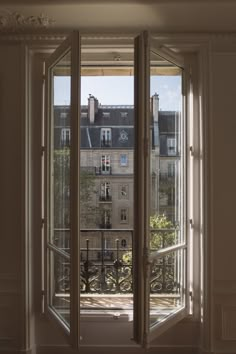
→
(0, 0, 236, 33)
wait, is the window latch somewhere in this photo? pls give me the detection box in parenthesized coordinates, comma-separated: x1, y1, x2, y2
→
(189, 146, 194, 156)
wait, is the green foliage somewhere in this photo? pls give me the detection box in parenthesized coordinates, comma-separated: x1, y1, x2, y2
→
(53, 148, 97, 228)
(122, 214, 176, 264)
(149, 214, 175, 250)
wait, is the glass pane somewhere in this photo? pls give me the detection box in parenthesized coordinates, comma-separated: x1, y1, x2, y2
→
(149, 49, 184, 330)
(50, 50, 71, 254)
(149, 50, 183, 248)
(49, 250, 70, 326)
(79, 42, 134, 318)
(149, 248, 186, 327)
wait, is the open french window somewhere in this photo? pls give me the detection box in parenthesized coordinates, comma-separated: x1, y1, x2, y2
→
(133, 31, 189, 346)
(43, 31, 80, 346)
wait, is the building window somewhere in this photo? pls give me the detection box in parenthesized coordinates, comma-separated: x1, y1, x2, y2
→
(60, 112, 67, 119)
(120, 111, 128, 118)
(102, 111, 110, 118)
(100, 209, 112, 229)
(121, 239, 127, 247)
(119, 184, 128, 199)
(101, 128, 112, 147)
(81, 112, 88, 118)
(60, 128, 71, 146)
(120, 208, 128, 223)
(120, 154, 128, 166)
(167, 138, 176, 156)
(101, 155, 111, 174)
(168, 162, 175, 177)
(100, 182, 111, 201)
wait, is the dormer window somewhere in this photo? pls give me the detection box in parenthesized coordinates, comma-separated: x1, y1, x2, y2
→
(81, 112, 88, 118)
(120, 111, 128, 118)
(102, 111, 110, 118)
(167, 138, 176, 156)
(101, 128, 112, 147)
(60, 128, 71, 147)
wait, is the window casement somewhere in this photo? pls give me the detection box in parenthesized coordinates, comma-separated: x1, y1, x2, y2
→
(43, 31, 200, 348)
(120, 208, 128, 223)
(120, 153, 128, 166)
(101, 155, 111, 174)
(101, 128, 112, 147)
(119, 184, 129, 199)
(100, 181, 111, 201)
(167, 137, 177, 156)
(60, 128, 71, 147)
(102, 111, 110, 118)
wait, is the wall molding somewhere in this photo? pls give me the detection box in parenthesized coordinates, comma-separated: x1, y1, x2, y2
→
(2, 32, 236, 43)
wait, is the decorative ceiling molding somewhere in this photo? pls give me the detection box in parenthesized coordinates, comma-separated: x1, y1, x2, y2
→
(0, 10, 55, 32)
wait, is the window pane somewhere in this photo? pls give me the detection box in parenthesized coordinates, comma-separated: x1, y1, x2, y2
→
(49, 251, 70, 326)
(47, 48, 72, 329)
(50, 50, 71, 254)
(149, 49, 184, 330)
(149, 248, 186, 327)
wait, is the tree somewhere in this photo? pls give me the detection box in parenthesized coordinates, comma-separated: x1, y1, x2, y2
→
(53, 148, 97, 229)
(122, 214, 175, 264)
(149, 214, 175, 250)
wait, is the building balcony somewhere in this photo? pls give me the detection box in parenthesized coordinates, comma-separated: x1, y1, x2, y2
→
(99, 195, 112, 202)
(99, 222, 112, 229)
(101, 140, 112, 148)
(95, 167, 112, 175)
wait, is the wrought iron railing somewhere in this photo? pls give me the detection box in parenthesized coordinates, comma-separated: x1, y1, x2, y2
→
(53, 228, 180, 296)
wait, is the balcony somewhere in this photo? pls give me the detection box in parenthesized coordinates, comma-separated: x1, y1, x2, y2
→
(95, 167, 112, 175)
(99, 195, 112, 202)
(53, 228, 180, 312)
(101, 140, 112, 148)
(99, 222, 112, 229)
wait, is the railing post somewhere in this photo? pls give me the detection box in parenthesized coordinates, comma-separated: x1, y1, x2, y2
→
(101, 231, 106, 292)
(115, 239, 120, 291)
(85, 239, 90, 293)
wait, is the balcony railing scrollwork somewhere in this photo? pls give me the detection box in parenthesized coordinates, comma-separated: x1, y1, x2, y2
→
(53, 228, 180, 298)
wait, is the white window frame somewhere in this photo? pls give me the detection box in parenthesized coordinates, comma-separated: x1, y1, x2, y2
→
(167, 137, 177, 156)
(101, 154, 111, 174)
(61, 128, 71, 146)
(120, 208, 128, 223)
(42, 31, 203, 349)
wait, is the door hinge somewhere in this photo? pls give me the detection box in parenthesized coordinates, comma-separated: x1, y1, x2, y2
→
(41, 146, 45, 156)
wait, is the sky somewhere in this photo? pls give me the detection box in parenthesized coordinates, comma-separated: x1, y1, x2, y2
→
(54, 75, 182, 111)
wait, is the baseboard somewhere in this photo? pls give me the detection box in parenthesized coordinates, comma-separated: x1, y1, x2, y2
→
(37, 345, 199, 354)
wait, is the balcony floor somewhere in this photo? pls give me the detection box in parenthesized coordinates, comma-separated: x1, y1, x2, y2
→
(80, 294, 179, 310)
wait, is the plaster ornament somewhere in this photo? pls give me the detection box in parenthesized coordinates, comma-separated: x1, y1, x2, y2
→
(0, 10, 55, 32)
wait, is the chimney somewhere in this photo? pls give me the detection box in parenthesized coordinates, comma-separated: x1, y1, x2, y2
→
(151, 93, 159, 123)
(151, 93, 160, 148)
(88, 94, 98, 124)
